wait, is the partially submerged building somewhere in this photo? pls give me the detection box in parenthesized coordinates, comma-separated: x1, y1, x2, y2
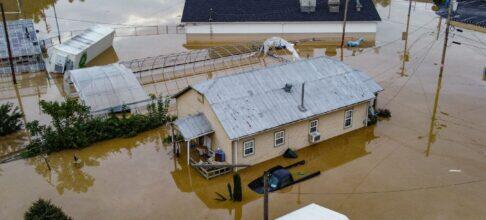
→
(63, 63, 150, 116)
(173, 56, 382, 170)
(181, 0, 381, 46)
(47, 25, 115, 73)
(0, 19, 45, 74)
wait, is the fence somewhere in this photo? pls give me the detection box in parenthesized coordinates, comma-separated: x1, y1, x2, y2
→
(40, 24, 186, 49)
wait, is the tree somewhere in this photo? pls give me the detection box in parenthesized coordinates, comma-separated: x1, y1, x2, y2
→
(0, 102, 23, 136)
(233, 173, 243, 201)
(24, 198, 72, 220)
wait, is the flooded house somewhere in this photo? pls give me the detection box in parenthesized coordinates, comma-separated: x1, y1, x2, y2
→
(181, 0, 381, 47)
(173, 56, 382, 176)
(0, 19, 45, 74)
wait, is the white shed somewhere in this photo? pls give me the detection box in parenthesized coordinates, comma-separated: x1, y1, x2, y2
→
(47, 25, 115, 73)
(63, 64, 150, 116)
(277, 203, 349, 220)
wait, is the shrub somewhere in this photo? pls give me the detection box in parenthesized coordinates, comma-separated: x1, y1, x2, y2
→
(233, 173, 243, 201)
(25, 95, 171, 157)
(377, 108, 392, 118)
(25, 199, 72, 220)
(0, 102, 23, 136)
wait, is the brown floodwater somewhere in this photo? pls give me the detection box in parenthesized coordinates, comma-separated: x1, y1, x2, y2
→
(1, 0, 486, 219)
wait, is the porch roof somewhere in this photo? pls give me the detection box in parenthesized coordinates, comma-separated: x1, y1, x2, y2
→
(174, 113, 214, 141)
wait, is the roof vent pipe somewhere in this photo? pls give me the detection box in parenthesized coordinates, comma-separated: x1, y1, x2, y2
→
(283, 83, 293, 93)
(298, 82, 307, 112)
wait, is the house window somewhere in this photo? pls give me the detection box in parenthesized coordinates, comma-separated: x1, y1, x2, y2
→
(309, 119, 318, 134)
(274, 130, 285, 147)
(243, 140, 255, 157)
(344, 109, 353, 128)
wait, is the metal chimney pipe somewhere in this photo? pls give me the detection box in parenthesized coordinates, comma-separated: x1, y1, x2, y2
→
(298, 82, 307, 112)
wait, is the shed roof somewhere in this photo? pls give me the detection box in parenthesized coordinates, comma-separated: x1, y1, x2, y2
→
(55, 25, 114, 55)
(181, 0, 380, 23)
(189, 56, 382, 140)
(174, 113, 214, 141)
(0, 19, 42, 59)
(276, 203, 349, 220)
(67, 63, 150, 115)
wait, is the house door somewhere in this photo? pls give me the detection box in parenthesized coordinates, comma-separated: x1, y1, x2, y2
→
(203, 135, 212, 149)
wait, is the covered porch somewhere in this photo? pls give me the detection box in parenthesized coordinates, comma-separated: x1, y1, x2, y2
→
(173, 113, 231, 179)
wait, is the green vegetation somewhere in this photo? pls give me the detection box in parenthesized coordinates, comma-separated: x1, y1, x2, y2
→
(0, 102, 23, 136)
(232, 173, 243, 201)
(23, 95, 171, 157)
(25, 198, 72, 220)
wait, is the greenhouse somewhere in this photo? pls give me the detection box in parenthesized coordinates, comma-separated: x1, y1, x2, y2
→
(63, 63, 151, 115)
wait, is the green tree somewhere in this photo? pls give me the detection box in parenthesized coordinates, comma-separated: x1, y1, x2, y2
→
(233, 173, 243, 201)
(24, 198, 72, 220)
(0, 102, 23, 136)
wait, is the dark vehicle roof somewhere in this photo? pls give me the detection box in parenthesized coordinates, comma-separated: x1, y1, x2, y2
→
(181, 0, 381, 23)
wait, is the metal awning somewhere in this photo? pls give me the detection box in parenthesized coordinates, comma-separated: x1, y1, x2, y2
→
(174, 113, 214, 141)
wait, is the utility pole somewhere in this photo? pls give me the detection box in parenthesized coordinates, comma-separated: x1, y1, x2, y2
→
(340, 0, 350, 61)
(439, 1, 453, 78)
(263, 171, 269, 220)
(1, 3, 17, 84)
(400, 0, 413, 76)
(52, 3, 61, 43)
(436, 17, 442, 40)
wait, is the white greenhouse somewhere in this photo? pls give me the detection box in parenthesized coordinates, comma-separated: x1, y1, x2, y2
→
(63, 63, 151, 115)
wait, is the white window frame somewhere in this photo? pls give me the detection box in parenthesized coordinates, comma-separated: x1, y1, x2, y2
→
(344, 109, 353, 129)
(243, 140, 255, 157)
(274, 130, 285, 147)
(309, 119, 319, 134)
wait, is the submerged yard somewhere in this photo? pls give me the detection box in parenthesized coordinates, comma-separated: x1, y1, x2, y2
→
(1, 0, 486, 219)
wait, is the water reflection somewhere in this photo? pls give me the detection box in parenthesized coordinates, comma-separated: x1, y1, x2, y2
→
(26, 128, 165, 194)
(171, 126, 377, 219)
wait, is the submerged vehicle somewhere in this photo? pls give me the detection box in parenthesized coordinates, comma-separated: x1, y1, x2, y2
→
(248, 160, 320, 194)
(47, 25, 115, 73)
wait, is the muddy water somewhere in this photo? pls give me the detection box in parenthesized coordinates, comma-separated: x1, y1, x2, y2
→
(2, 0, 486, 219)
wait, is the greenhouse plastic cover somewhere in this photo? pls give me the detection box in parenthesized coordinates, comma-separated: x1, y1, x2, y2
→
(67, 64, 150, 115)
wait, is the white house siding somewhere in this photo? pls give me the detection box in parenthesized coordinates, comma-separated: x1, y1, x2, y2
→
(184, 22, 377, 45)
(236, 101, 369, 166)
(185, 22, 377, 34)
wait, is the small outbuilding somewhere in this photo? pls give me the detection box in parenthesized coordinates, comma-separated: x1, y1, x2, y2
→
(63, 63, 150, 116)
(173, 56, 382, 172)
(277, 203, 349, 220)
(47, 25, 115, 73)
(0, 19, 45, 74)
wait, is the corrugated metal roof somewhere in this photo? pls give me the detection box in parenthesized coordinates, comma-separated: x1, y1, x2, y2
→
(67, 63, 150, 115)
(174, 113, 214, 140)
(192, 56, 382, 140)
(0, 19, 42, 59)
(55, 25, 114, 55)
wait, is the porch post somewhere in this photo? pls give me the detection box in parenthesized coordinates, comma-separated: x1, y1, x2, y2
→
(187, 140, 190, 165)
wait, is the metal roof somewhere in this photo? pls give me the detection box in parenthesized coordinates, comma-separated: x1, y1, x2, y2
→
(191, 56, 382, 140)
(66, 63, 150, 115)
(0, 19, 42, 59)
(174, 113, 214, 141)
(182, 0, 381, 23)
(436, 0, 486, 28)
(276, 203, 349, 220)
(55, 25, 114, 55)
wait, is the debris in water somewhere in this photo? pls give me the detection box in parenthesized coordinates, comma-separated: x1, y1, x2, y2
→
(214, 192, 227, 201)
(283, 148, 298, 158)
